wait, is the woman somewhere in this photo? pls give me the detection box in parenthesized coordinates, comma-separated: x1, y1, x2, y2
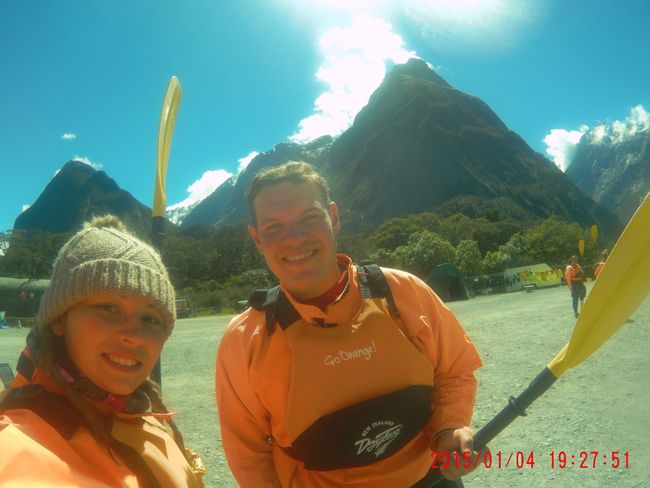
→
(0, 215, 205, 487)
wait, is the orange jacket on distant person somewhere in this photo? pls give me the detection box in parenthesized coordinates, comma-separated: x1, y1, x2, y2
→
(216, 255, 482, 488)
(564, 263, 584, 290)
(594, 261, 605, 278)
(0, 367, 203, 488)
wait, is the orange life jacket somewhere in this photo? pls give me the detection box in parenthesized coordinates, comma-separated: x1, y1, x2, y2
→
(250, 264, 435, 471)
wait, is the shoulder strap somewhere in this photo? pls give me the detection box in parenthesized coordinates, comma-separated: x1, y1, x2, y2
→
(358, 262, 400, 317)
(249, 286, 300, 334)
(249, 263, 400, 334)
(107, 437, 162, 488)
(16, 350, 35, 380)
(0, 384, 85, 440)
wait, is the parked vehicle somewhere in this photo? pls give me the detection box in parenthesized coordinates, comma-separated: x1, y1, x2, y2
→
(175, 298, 195, 318)
(0, 277, 50, 318)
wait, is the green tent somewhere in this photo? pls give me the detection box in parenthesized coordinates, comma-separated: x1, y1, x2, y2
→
(426, 263, 469, 302)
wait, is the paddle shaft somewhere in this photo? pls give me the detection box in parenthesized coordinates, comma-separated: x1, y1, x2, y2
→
(150, 77, 181, 387)
(417, 368, 557, 487)
(150, 216, 165, 385)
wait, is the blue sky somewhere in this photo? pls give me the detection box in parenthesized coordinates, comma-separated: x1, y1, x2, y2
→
(1, 0, 649, 232)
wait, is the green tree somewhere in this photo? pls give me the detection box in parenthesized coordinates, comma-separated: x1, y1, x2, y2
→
(482, 249, 511, 274)
(368, 213, 441, 251)
(498, 232, 531, 267)
(210, 223, 265, 280)
(524, 216, 587, 266)
(162, 235, 219, 289)
(0, 230, 69, 278)
(455, 240, 483, 276)
(366, 248, 400, 269)
(393, 231, 455, 278)
(236, 268, 276, 289)
(439, 214, 523, 252)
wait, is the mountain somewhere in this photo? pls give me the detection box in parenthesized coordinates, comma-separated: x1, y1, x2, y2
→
(179, 176, 236, 228)
(565, 128, 649, 222)
(13, 160, 163, 239)
(15, 60, 625, 245)
(166, 203, 197, 226)
(184, 59, 622, 239)
(181, 136, 334, 228)
(324, 59, 620, 236)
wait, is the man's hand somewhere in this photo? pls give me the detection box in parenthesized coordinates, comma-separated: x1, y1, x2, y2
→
(433, 426, 487, 480)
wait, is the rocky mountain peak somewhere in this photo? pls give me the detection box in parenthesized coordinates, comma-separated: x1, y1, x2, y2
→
(14, 160, 155, 238)
(388, 58, 452, 88)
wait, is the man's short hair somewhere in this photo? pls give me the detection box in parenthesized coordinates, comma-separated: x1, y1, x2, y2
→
(247, 161, 331, 226)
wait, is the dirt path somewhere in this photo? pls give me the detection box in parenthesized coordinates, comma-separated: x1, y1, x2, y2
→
(455, 283, 649, 488)
(1, 284, 647, 487)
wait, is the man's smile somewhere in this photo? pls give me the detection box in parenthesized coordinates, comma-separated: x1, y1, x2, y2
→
(284, 250, 317, 263)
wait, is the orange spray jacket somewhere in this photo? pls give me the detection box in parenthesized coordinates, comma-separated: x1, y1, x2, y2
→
(564, 263, 584, 290)
(594, 261, 605, 278)
(0, 364, 204, 488)
(216, 255, 482, 488)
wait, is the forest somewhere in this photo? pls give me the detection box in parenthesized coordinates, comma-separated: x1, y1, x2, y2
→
(0, 202, 608, 314)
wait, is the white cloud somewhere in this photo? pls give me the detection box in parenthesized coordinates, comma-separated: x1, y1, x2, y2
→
(61, 133, 76, 140)
(630, 104, 650, 130)
(283, 0, 545, 143)
(72, 155, 103, 170)
(585, 105, 649, 145)
(608, 105, 650, 143)
(290, 16, 418, 143)
(543, 128, 586, 172)
(543, 105, 649, 171)
(587, 125, 607, 145)
(238, 151, 259, 173)
(166, 152, 260, 224)
(167, 169, 233, 212)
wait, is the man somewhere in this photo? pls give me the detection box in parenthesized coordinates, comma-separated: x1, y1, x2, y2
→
(216, 162, 483, 487)
(565, 255, 586, 318)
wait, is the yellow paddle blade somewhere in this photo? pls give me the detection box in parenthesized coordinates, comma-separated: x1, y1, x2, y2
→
(578, 239, 585, 256)
(153, 76, 182, 217)
(549, 193, 650, 377)
(591, 224, 598, 242)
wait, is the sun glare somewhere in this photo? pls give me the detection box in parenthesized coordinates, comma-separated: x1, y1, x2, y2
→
(282, 0, 541, 53)
(402, 0, 538, 53)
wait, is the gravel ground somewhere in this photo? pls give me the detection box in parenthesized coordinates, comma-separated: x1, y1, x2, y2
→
(1, 282, 648, 487)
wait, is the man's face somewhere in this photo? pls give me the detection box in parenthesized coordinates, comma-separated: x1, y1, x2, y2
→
(248, 181, 340, 300)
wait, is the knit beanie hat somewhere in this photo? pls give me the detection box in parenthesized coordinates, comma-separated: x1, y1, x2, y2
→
(39, 215, 176, 333)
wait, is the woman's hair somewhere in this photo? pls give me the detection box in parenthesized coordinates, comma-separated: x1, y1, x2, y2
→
(32, 215, 186, 450)
(32, 328, 186, 451)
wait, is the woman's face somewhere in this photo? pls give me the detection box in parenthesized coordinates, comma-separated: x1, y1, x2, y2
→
(52, 292, 168, 395)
